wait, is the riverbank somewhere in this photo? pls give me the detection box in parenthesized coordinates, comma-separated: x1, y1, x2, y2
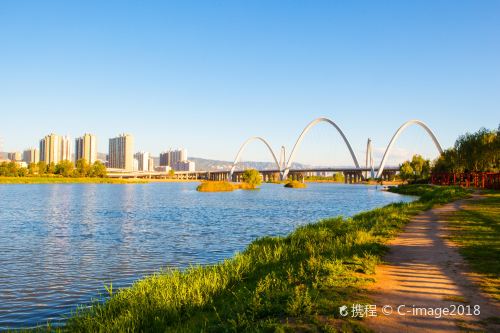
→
(59, 185, 469, 332)
(365, 190, 500, 332)
(0, 176, 148, 184)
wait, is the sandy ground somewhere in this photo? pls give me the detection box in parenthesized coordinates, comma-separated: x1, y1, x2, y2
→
(364, 195, 500, 332)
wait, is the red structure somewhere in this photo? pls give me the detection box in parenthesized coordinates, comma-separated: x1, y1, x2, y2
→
(431, 172, 500, 190)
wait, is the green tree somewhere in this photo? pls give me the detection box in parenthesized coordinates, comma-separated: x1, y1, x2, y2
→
(0, 162, 19, 176)
(241, 169, 262, 188)
(410, 155, 425, 177)
(89, 161, 107, 178)
(46, 162, 56, 174)
(55, 160, 74, 177)
(74, 159, 91, 177)
(37, 161, 48, 175)
(28, 162, 38, 175)
(399, 161, 414, 181)
(18, 167, 28, 177)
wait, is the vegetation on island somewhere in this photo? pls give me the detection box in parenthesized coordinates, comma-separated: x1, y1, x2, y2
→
(197, 169, 262, 192)
(241, 169, 262, 189)
(284, 180, 307, 188)
(196, 181, 235, 192)
(63, 185, 469, 332)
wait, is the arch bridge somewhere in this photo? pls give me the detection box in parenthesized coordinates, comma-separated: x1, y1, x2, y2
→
(227, 117, 443, 182)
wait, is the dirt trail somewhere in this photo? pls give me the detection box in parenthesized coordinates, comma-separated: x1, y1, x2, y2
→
(365, 196, 500, 332)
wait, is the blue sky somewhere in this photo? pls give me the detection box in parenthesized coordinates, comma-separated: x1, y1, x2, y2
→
(1, 1, 499, 166)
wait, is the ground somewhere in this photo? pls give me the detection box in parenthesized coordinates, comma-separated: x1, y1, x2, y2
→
(365, 193, 500, 333)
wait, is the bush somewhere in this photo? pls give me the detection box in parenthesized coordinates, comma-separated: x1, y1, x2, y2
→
(197, 181, 234, 192)
(241, 169, 262, 188)
(284, 180, 307, 188)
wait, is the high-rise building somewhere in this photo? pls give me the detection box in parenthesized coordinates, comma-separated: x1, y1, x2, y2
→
(8, 151, 22, 161)
(60, 136, 72, 162)
(75, 134, 97, 164)
(108, 134, 134, 171)
(175, 160, 195, 172)
(23, 148, 39, 164)
(148, 157, 154, 172)
(40, 134, 58, 164)
(159, 148, 187, 167)
(39, 134, 72, 164)
(134, 151, 152, 172)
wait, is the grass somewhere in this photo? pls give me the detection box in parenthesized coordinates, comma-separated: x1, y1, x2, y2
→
(55, 185, 469, 332)
(284, 180, 307, 189)
(444, 192, 500, 301)
(0, 176, 147, 184)
(196, 181, 258, 192)
(196, 181, 235, 192)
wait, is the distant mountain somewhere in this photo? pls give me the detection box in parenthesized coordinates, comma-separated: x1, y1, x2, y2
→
(1, 150, 353, 171)
(188, 157, 312, 172)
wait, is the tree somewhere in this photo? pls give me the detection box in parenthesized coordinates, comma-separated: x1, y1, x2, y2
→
(37, 161, 47, 175)
(89, 161, 107, 178)
(55, 160, 74, 177)
(410, 155, 425, 177)
(17, 167, 28, 177)
(46, 162, 56, 174)
(28, 163, 38, 175)
(0, 162, 19, 177)
(74, 159, 91, 177)
(241, 169, 262, 188)
(399, 161, 414, 181)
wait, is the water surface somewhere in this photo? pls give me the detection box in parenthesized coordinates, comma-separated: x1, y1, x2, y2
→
(0, 182, 414, 329)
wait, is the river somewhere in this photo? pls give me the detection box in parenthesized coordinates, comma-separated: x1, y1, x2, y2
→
(0, 182, 415, 329)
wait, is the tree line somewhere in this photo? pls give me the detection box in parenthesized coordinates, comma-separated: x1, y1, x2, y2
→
(0, 159, 107, 178)
(399, 125, 499, 182)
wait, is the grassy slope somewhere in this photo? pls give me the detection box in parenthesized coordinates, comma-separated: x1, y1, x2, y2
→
(60, 185, 469, 332)
(445, 192, 500, 301)
(0, 176, 146, 184)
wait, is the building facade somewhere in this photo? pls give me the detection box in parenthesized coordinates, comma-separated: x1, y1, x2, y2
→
(23, 148, 39, 164)
(75, 134, 97, 164)
(39, 134, 71, 164)
(134, 151, 152, 172)
(8, 151, 22, 161)
(159, 148, 188, 167)
(60, 136, 72, 162)
(175, 160, 195, 172)
(108, 134, 134, 171)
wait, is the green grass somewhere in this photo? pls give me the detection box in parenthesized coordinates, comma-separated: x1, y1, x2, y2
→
(51, 185, 469, 332)
(0, 176, 146, 184)
(284, 180, 307, 189)
(445, 192, 500, 301)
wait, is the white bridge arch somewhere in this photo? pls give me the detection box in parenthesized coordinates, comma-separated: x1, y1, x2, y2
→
(282, 117, 360, 179)
(229, 118, 443, 181)
(229, 136, 281, 179)
(376, 120, 443, 178)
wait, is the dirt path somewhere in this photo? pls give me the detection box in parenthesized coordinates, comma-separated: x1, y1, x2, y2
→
(365, 195, 500, 332)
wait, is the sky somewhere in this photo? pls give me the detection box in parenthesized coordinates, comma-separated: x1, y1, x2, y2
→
(1, 1, 499, 166)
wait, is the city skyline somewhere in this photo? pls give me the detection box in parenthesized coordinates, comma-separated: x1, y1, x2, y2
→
(1, 1, 499, 166)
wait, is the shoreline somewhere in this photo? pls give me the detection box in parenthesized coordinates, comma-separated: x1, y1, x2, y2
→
(0, 176, 200, 184)
(60, 185, 470, 331)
